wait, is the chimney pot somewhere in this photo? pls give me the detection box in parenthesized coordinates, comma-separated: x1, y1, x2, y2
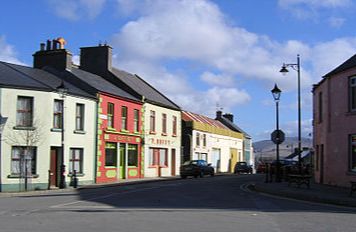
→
(216, 110, 222, 119)
(40, 43, 45, 51)
(52, 39, 57, 50)
(46, 40, 51, 50)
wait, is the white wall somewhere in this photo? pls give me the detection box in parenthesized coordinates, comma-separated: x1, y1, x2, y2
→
(0, 88, 96, 190)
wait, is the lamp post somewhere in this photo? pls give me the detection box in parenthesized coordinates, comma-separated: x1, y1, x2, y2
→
(271, 84, 282, 182)
(280, 54, 302, 174)
(56, 81, 68, 189)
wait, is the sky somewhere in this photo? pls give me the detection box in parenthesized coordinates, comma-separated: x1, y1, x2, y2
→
(1, 0, 356, 141)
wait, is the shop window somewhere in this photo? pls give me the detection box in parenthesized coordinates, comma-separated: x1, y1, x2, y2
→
(149, 148, 167, 167)
(128, 144, 138, 167)
(350, 135, 356, 172)
(69, 148, 83, 174)
(105, 142, 117, 166)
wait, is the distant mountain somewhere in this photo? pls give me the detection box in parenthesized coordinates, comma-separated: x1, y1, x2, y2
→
(253, 137, 312, 162)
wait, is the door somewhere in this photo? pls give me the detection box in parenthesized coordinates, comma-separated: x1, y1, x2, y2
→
(120, 144, 126, 179)
(230, 148, 238, 173)
(50, 147, 59, 187)
(171, 149, 176, 176)
(211, 148, 221, 173)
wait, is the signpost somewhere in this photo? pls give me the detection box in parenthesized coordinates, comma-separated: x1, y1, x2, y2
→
(271, 129, 285, 145)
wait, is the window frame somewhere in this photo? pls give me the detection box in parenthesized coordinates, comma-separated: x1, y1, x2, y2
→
(69, 148, 83, 174)
(121, 106, 128, 131)
(134, 109, 140, 133)
(53, 99, 63, 129)
(162, 113, 167, 135)
(105, 142, 117, 167)
(107, 103, 114, 128)
(11, 146, 37, 176)
(16, 96, 34, 127)
(75, 103, 85, 131)
(196, 132, 200, 147)
(350, 135, 356, 172)
(150, 110, 156, 133)
(350, 76, 356, 112)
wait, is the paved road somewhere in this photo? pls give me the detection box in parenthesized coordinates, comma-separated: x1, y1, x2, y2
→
(1, 175, 356, 232)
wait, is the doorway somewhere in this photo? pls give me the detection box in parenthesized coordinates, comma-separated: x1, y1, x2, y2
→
(119, 143, 126, 179)
(50, 147, 62, 188)
(171, 149, 176, 176)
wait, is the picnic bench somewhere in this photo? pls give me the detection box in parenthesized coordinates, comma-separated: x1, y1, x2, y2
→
(288, 174, 312, 188)
(350, 181, 356, 196)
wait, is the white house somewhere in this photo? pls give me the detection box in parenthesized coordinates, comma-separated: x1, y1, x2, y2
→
(0, 61, 97, 192)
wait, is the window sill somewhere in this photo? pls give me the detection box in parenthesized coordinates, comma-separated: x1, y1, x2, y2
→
(7, 174, 39, 179)
(105, 127, 117, 132)
(149, 131, 156, 135)
(161, 132, 167, 136)
(346, 171, 356, 176)
(13, 126, 36, 131)
(51, 128, 63, 132)
(104, 166, 117, 168)
(120, 129, 129, 133)
(172, 134, 177, 137)
(345, 111, 356, 116)
(67, 173, 85, 177)
(149, 165, 168, 168)
(73, 130, 86, 134)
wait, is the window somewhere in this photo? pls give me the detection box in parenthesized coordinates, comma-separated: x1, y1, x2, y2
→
(105, 142, 117, 166)
(202, 134, 206, 147)
(196, 132, 200, 146)
(350, 77, 356, 111)
(319, 92, 323, 123)
(162, 113, 167, 135)
(121, 106, 128, 130)
(350, 135, 356, 172)
(53, 100, 63, 129)
(75, 104, 85, 131)
(134, 109, 139, 132)
(172, 116, 177, 136)
(69, 148, 83, 174)
(150, 110, 156, 133)
(128, 144, 138, 166)
(17, 96, 33, 127)
(149, 148, 167, 166)
(107, 103, 114, 128)
(11, 146, 36, 176)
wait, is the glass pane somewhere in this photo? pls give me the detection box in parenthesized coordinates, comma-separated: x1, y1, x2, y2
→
(159, 149, 166, 166)
(128, 144, 138, 166)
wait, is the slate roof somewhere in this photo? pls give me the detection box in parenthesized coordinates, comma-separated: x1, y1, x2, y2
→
(182, 111, 229, 129)
(0, 61, 94, 99)
(42, 66, 139, 102)
(110, 68, 180, 110)
(216, 115, 251, 139)
(323, 54, 356, 77)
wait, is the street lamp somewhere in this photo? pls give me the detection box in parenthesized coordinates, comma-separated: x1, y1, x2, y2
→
(56, 81, 68, 189)
(280, 54, 302, 174)
(271, 84, 281, 182)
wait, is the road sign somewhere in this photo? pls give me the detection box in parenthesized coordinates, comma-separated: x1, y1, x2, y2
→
(271, 129, 285, 144)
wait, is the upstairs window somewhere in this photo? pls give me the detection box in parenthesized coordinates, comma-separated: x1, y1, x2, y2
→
(75, 104, 85, 131)
(53, 100, 63, 129)
(17, 96, 33, 127)
(150, 110, 156, 133)
(350, 77, 356, 111)
(162, 113, 167, 135)
(121, 106, 128, 130)
(134, 109, 139, 132)
(202, 134, 206, 147)
(196, 132, 200, 146)
(351, 135, 356, 172)
(172, 116, 177, 136)
(107, 103, 114, 128)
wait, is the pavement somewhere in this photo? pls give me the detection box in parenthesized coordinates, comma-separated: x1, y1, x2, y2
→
(248, 174, 356, 208)
(2, 174, 356, 208)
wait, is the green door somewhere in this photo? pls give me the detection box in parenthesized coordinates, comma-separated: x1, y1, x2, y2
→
(120, 144, 126, 179)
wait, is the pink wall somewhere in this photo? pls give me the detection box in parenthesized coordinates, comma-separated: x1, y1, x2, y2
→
(313, 67, 356, 187)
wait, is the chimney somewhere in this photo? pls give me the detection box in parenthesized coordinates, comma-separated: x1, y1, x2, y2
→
(33, 38, 72, 71)
(223, 113, 234, 122)
(40, 43, 45, 51)
(79, 45, 112, 76)
(216, 110, 222, 119)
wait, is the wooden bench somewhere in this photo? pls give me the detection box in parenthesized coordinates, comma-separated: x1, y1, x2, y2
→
(350, 181, 356, 197)
(288, 174, 312, 188)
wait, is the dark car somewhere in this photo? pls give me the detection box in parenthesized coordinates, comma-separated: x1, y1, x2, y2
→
(180, 160, 215, 178)
(234, 162, 253, 174)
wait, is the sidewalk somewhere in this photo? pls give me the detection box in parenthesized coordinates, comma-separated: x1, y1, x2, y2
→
(249, 175, 356, 208)
(0, 176, 179, 197)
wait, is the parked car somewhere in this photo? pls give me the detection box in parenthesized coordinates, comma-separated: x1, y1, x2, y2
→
(180, 160, 215, 178)
(234, 161, 253, 174)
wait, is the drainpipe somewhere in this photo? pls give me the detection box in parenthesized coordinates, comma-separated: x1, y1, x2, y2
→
(94, 96, 99, 183)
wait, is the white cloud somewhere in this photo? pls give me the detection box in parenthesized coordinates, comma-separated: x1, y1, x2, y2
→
(47, 0, 106, 21)
(0, 36, 23, 65)
(328, 16, 346, 28)
(200, 72, 235, 87)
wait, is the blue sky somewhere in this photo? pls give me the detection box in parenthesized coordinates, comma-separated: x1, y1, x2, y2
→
(1, 0, 356, 141)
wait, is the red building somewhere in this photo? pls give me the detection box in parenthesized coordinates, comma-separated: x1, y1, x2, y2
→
(96, 93, 143, 183)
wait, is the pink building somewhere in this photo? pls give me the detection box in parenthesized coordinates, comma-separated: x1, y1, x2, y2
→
(313, 54, 356, 187)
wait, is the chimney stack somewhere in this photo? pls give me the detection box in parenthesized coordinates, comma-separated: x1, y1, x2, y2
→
(33, 38, 72, 71)
(79, 45, 112, 76)
(223, 113, 234, 122)
(40, 43, 45, 51)
(216, 110, 222, 119)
